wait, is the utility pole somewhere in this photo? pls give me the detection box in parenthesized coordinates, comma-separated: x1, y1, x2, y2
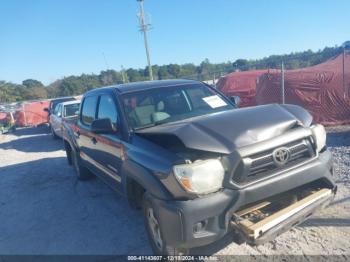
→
(281, 61, 285, 104)
(137, 0, 153, 81)
(343, 46, 346, 99)
(121, 65, 127, 83)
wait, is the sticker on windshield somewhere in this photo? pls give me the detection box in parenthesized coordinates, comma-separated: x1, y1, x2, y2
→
(202, 95, 227, 108)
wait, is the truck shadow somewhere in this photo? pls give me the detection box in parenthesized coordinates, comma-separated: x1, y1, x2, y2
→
(0, 157, 151, 254)
(327, 131, 350, 147)
(329, 196, 350, 206)
(299, 218, 350, 227)
(191, 215, 350, 255)
(191, 233, 238, 255)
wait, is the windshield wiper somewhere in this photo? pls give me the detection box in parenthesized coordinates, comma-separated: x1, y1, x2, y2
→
(133, 120, 169, 131)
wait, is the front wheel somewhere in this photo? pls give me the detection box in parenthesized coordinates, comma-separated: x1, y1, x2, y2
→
(142, 193, 189, 255)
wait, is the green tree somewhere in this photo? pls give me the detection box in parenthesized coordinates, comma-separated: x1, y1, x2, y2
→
(157, 66, 170, 80)
(167, 64, 181, 78)
(233, 59, 249, 71)
(22, 79, 44, 89)
(179, 63, 197, 78)
(126, 68, 143, 82)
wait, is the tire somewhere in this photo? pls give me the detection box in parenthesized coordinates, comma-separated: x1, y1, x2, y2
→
(71, 148, 94, 180)
(142, 193, 190, 256)
(51, 126, 58, 139)
(64, 142, 73, 165)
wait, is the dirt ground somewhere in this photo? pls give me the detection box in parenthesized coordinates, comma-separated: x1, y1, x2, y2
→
(0, 126, 349, 256)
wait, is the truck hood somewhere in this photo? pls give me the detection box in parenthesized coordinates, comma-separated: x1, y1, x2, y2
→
(136, 104, 313, 154)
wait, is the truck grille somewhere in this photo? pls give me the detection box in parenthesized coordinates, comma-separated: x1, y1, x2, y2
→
(233, 138, 315, 184)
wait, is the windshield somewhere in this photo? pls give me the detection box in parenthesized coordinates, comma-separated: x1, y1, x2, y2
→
(122, 83, 234, 130)
(64, 103, 80, 117)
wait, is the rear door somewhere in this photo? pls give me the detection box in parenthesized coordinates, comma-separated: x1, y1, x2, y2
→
(93, 94, 123, 191)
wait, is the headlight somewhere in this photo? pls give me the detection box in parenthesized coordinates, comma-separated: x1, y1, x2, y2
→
(173, 159, 225, 194)
(311, 124, 327, 152)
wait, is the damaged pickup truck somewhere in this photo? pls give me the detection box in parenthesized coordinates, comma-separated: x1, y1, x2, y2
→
(62, 79, 336, 255)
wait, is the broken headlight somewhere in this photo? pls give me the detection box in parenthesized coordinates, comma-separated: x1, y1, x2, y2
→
(311, 124, 327, 152)
(173, 159, 225, 194)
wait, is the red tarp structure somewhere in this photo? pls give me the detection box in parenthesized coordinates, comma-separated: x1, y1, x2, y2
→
(14, 100, 50, 127)
(256, 53, 350, 125)
(217, 70, 279, 107)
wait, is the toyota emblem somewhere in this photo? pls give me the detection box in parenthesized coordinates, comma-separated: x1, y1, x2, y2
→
(272, 147, 290, 166)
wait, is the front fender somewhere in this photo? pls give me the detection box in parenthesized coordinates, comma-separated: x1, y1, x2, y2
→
(121, 159, 172, 200)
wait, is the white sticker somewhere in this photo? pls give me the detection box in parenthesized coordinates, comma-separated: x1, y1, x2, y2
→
(202, 95, 227, 108)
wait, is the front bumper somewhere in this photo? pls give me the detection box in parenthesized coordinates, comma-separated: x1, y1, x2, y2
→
(151, 150, 336, 249)
(236, 188, 335, 245)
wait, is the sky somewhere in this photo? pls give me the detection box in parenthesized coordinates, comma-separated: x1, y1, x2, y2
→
(0, 0, 349, 85)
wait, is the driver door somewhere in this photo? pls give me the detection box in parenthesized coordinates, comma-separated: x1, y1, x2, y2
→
(93, 94, 123, 191)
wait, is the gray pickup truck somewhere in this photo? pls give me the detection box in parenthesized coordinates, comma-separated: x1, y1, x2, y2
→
(62, 79, 336, 255)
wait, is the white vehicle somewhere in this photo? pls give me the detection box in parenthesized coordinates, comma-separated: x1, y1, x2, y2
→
(50, 100, 80, 139)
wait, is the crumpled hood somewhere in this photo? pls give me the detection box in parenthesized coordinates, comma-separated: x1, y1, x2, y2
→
(136, 104, 313, 154)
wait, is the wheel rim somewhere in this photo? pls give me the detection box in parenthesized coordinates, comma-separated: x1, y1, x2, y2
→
(147, 207, 163, 250)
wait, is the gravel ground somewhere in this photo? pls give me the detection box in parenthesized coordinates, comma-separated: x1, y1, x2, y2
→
(0, 126, 349, 256)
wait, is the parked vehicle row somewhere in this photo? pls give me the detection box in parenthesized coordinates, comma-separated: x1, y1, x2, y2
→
(47, 79, 335, 255)
(45, 96, 77, 116)
(49, 100, 80, 139)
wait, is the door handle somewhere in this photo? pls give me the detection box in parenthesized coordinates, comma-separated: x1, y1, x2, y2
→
(91, 137, 97, 145)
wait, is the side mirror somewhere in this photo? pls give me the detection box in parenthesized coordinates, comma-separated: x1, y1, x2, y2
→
(230, 96, 241, 107)
(44, 108, 50, 113)
(91, 118, 116, 134)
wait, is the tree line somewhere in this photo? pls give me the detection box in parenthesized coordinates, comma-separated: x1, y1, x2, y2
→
(0, 45, 343, 103)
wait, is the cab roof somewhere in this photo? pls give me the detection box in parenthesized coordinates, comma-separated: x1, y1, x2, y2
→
(85, 79, 201, 96)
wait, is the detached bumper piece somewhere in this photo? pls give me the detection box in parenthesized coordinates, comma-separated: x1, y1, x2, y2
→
(231, 185, 336, 245)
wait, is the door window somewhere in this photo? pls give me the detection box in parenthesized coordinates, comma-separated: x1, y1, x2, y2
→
(81, 96, 98, 126)
(53, 104, 60, 116)
(97, 95, 118, 129)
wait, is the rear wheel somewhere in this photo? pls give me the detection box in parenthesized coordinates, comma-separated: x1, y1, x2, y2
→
(142, 193, 189, 255)
(51, 126, 58, 139)
(71, 148, 94, 180)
